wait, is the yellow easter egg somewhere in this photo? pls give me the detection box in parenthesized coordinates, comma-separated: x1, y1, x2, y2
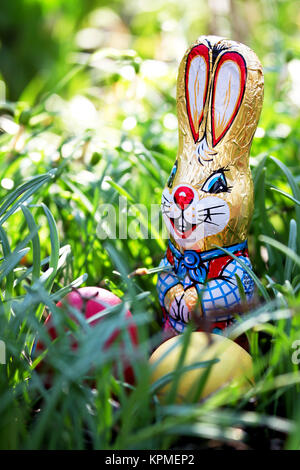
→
(149, 332, 254, 403)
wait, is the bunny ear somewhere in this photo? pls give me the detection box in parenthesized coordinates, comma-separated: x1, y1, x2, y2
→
(185, 44, 210, 143)
(211, 52, 246, 147)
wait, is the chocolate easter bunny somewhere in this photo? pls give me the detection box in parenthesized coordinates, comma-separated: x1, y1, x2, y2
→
(157, 36, 264, 336)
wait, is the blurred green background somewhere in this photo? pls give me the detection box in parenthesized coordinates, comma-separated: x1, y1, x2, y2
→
(1, 0, 300, 100)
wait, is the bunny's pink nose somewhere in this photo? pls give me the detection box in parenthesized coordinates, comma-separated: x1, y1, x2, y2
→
(174, 186, 194, 210)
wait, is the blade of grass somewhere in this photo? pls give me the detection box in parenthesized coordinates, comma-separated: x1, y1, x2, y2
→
(270, 155, 300, 251)
(270, 186, 300, 206)
(41, 203, 60, 291)
(284, 219, 297, 281)
(0, 247, 30, 284)
(227, 306, 293, 341)
(21, 206, 41, 282)
(0, 225, 14, 300)
(150, 359, 219, 395)
(0, 170, 56, 225)
(259, 234, 300, 269)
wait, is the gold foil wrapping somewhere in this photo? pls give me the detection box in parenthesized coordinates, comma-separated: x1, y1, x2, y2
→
(165, 36, 264, 253)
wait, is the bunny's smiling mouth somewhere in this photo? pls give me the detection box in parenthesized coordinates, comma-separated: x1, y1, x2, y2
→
(170, 214, 198, 239)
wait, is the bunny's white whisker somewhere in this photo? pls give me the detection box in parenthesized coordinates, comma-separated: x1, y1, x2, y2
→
(197, 212, 225, 218)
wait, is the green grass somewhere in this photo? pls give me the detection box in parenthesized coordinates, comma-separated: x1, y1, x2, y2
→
(0, 0, 300, 451)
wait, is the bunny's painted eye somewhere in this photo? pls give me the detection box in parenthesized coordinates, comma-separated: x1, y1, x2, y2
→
(201, 170, 231, 194)
(167, 160, 178, 188)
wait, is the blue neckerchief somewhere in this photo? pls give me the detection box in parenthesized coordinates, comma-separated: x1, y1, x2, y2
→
(168, 239, 248, 284)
